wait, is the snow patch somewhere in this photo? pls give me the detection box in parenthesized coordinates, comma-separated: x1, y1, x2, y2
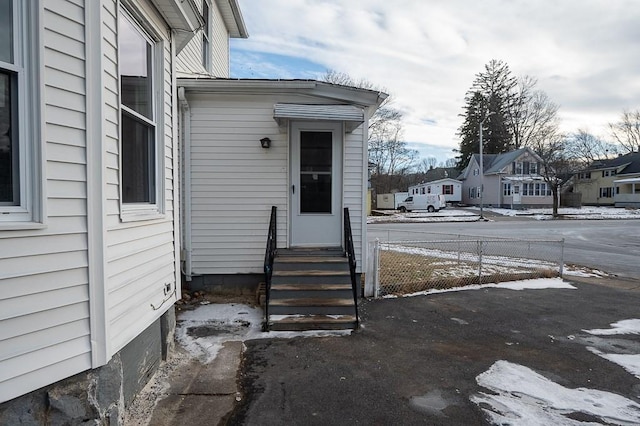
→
(584, 319, 640, 336)
(176, 304, 351, 364)
(388, 278, 576, 298)
(587, 347, 640, 379)
(471, 360, 640, 425)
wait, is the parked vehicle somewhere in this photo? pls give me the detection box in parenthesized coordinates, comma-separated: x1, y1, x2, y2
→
(397, 194, 446, 212)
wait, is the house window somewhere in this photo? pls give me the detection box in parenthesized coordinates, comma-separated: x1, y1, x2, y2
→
(577, 172, 591, 180)
(530, 162, 538, 174)
(442, 185, 453, 195)
(514, 162, 523, 174)
(1, 1, 40, 224)
(201, 0, 211, 72)
(427, 186, 431, 194)
(523, 161, 530, 175)
(469, 187, 477, 198)
(503, 183, 511, 196)
(420, 187, 425, 194)
(599, 187, 614, 198)
(473, 168, 479, 176)
(119, 9, 160, 207)
(602, 169, 617, 177)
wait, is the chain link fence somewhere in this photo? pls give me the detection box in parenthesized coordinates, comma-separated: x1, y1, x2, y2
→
(367, 237, 564, 297)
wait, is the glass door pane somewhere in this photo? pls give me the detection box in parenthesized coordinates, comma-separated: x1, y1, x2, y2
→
(300, 131, 332, 213)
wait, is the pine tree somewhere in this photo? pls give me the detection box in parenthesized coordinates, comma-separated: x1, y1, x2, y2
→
(456, 60, 516, 168)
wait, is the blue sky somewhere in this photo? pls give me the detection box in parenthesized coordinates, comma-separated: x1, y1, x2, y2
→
(231, 0, 640, 165)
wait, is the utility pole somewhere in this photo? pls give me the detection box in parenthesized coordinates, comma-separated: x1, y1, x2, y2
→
(479, 112, 494, 220)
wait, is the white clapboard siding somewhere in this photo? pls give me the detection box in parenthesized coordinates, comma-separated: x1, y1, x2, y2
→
(210, 2, 230, 77)
(175, 0, 230, 78)
(103, 0, 178, 357)
(187, 92, 366, 275)
(0, 0, 92, 403)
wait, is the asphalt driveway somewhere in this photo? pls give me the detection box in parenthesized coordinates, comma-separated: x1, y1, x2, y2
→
(227, 278, 640, 425)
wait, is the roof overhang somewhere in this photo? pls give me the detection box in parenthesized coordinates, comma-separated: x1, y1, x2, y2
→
(274, 104, 365, 133)
(178, 79, 387, 133)
(215, 0, 249, 38)
(151, 0, 203, 52)
(614, 178, 640, 184)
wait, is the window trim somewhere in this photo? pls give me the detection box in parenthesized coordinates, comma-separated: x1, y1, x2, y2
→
(201, 0, 212, 72)
(118, 5, 165, 222)
(0, 1, 44, 228)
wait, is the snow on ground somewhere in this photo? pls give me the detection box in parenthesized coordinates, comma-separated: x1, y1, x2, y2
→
(367, 209, 478, 223)
(584, 319, 640, 380)
(176, 303, 351, 364)
(484, 206, 640, 221)
(471, 360, 640, 426)
(368, 206, 640, 223)
(385, 278, 576, 298)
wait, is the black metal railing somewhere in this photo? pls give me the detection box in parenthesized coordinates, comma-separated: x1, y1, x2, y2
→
(263, 206, 277, 331)
(343, 207, 359, 325)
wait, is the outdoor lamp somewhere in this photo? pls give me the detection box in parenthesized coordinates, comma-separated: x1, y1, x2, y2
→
(260, 137, 271, 148)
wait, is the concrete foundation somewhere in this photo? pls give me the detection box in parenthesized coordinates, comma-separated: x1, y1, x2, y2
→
(0, 308, 175, 425)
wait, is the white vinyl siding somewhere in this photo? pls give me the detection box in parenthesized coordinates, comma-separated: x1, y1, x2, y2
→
(104, 0, 177, 355)
(175, 0, 230, 78)
(186, 93, 365, 275)
(0, 0, 92, 403)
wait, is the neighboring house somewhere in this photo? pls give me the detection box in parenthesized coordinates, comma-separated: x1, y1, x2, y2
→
(408, 178, 462, 203)
(459, 147, 553, 208)
(573, 151, 640, 207)
(177, 79, 386, 289)
(0, 0, 246, 423)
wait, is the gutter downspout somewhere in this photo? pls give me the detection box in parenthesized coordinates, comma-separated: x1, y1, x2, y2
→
(178, 87, 193, 281)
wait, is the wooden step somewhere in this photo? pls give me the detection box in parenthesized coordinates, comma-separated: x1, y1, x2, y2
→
(273, 270, 350, 277)
(269, 298, 354, 307)
(269, 314, 357, 331)
(270, 283, 352, 291)
(276, 256, 348, 263)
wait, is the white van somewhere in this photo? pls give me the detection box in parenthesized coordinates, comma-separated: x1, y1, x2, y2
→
(397, 194, 446, 213)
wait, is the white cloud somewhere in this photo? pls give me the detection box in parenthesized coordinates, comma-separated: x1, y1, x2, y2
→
(234, 0, 640, 161)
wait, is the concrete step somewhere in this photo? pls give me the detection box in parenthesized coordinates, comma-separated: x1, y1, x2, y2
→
(269, 315, 357, 331)
(278, 247, 343, 257)
(274, 256, 349, 271)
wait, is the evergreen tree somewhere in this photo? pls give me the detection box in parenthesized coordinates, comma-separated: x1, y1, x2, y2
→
(455, 60, 516, 168)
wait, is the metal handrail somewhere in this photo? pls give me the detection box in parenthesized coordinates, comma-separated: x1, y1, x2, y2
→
(343, 208, 359, 325)
(263, 206, 277, 331)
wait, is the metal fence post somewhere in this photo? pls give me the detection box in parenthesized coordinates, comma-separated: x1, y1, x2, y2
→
(478, 240, 483, 285)
(374, 239, 381, 298)
(559, 238, 565, 277)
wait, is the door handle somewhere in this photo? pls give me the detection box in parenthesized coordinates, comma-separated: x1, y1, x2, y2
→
(292, 185, 295, 194)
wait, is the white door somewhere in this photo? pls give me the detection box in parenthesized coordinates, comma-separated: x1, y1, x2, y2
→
(513, 184, 522, 205)
(290, 121, 343, 247)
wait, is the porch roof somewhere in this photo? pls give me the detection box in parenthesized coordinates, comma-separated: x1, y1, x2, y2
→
(614, 178, 640, 184)
(274, 103, 365, 133)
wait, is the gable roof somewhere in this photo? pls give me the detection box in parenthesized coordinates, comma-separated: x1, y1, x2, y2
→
(423, 167, 459, 182)
(587, 151, 640, 174)
(458, 147, 542, 179)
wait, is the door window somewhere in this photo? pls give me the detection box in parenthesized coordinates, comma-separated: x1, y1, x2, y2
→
(300, 131, 332, 213)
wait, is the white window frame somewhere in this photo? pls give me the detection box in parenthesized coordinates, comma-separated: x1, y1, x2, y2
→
(503, 182, 511, 196)
(0, 1, 43, 228)
(201, 0, 212, 72)
(118, 6, 165, 222)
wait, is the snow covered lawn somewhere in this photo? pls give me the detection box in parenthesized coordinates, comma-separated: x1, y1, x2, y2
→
(368, 206, 640, 223)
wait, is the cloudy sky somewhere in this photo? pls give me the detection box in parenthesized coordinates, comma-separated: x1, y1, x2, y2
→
(230, 0, 640, 164)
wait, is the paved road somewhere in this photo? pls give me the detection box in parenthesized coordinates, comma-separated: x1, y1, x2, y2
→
(368, 218, 640, 280)
(229, 279, 640, 425)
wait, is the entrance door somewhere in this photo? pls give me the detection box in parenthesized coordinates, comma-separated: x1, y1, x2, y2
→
(290, 121, 343, 247)
(513, 184, 522, 205)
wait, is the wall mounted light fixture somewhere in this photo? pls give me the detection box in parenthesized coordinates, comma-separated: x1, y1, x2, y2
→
(260, 137, 271, 149)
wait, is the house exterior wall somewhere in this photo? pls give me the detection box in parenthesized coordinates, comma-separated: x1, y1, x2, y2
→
(103, 0, 180, 357)
(185, 92, 366, 278)
(408, 179, 462, 203)
(1, 0, 183, 410)
(175, 0, 230, 78)
(0, 0, 93, 403)
(574, 171, 618, 205)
